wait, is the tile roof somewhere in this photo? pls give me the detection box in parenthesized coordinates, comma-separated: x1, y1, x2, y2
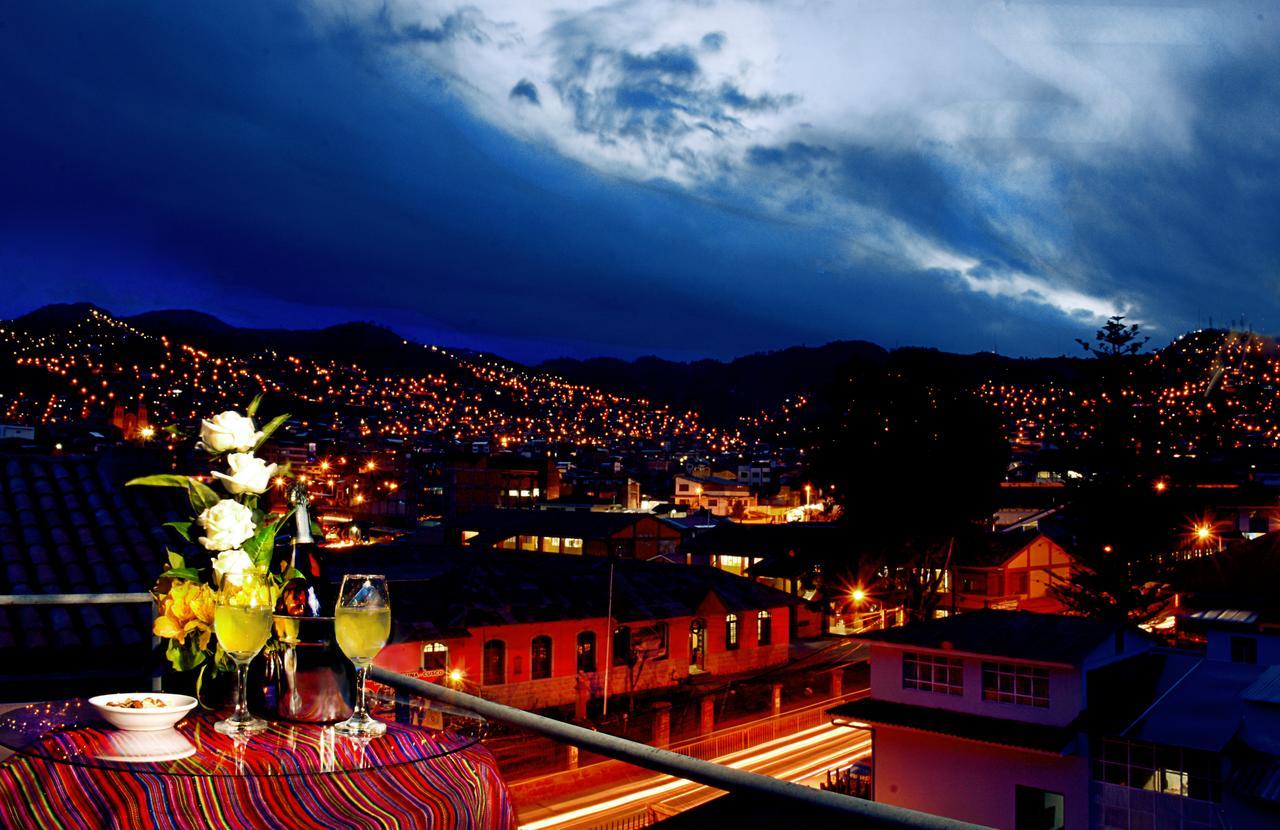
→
(854, 610, 1127, 665)
(0, 451, 181, 694)
(325, 545, 801, 640)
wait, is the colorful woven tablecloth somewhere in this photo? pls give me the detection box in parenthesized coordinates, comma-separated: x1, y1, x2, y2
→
(0, 703, 517, 829)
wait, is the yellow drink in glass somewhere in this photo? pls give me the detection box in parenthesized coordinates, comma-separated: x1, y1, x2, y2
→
(214, 605, 272, 661)
(335, 607, 390, 666)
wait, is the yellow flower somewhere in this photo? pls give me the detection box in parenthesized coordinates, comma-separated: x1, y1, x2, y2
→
(153, 580, 218, 647)
(183, 618, 213, 651)
(154, 615, 183, 639)
(189, 589, 216, 626)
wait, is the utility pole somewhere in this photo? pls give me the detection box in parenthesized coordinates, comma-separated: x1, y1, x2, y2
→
(602, 560, 615, 718)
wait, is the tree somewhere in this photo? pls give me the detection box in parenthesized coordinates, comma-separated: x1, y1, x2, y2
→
(1069, 317, 1158, 480)
(1047, 480, 1181, 622)
(808, 366, 1008, 622)
(1076, 315, 1149, 358)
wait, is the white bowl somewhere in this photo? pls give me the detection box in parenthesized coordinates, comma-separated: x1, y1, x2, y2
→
(89, 693, 198, 732)
(96, 728, 197, 763)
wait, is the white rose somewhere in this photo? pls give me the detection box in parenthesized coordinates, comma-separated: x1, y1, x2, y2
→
(199, 411, 263, 454)
(198, 499, 257, 551)
(213, 452, 278, 495)
(211, 548, 254, 584)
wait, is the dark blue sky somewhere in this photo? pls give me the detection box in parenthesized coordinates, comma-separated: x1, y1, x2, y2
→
(2, 2, 1278, 361)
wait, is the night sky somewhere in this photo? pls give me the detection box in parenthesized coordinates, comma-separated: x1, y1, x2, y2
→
(2, 2, 1278, 362)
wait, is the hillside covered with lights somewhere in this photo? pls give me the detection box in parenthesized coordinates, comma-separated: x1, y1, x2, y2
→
(3, 305, 1280, 464)
(0, 304, 738, 451)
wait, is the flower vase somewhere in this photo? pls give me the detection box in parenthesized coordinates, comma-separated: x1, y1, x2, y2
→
(162, 657, 272, 713)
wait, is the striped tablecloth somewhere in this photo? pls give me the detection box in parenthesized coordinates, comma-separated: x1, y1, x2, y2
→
(0, 703, 517, 829)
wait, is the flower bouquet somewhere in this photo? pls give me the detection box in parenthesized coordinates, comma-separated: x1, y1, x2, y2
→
(129, 396, 301, 696)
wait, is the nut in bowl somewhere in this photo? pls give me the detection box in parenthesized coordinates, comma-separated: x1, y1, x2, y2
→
(89, 693, 198, 732)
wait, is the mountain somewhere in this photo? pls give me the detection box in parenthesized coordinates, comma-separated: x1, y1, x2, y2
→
(121, 311, 441, 369)
(0, 304, 728, 450)
(12, 302, 112, 333)
(540, 341, 890, 422)
(538, 342, 1101, 422)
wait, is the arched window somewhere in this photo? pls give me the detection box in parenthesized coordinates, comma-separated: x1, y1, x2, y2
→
(757, 610, 772, 646)
(421, 642, 449, 677)
(613, 625, 632, 666)
(725, 614, 740, 650)
(577, 631, 597, 673)
(483, 640, 506, 685)
(531, 635, 553, 680)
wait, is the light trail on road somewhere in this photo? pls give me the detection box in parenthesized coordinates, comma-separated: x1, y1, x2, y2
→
(518, 722, 872, 830)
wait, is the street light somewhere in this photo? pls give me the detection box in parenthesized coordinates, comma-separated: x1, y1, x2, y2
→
(851, 588, 866, 604)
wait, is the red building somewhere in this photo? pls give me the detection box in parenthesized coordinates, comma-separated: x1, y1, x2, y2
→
(369, 550, 799, 710)
(951, 529, 1078, 613)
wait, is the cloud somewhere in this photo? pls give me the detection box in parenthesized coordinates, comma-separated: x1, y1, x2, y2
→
(354, 0, 1279, 338)
(2, 0, 1279, 361)
(510, 78, 540, 105)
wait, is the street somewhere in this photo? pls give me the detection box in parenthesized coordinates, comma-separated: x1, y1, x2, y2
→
(517, 721, 873, 830)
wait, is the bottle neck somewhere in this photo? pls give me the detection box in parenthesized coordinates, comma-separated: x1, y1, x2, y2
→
(294, 498, 313, 544)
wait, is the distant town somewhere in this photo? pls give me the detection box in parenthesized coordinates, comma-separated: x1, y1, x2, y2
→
(6, 303, 1280, 828)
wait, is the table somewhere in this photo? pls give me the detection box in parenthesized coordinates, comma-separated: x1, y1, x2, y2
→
(0, 700, 517, 829)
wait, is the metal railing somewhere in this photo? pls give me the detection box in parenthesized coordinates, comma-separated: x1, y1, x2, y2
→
(666, 688, 867, 762)
(0, 592, 152, 606)
(372, 667, 990, 830)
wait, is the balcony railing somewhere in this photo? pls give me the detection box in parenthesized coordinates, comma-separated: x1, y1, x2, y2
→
(370, 666, 990, 830)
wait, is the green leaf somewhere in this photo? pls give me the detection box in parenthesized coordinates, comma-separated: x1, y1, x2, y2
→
(162, 424, 184, 437)
(246, 393, 264, 417)
(187, 479, 221, 514)
(126, 474, 191, 489)
(284, 566, 306, 581)
(161, 567, 201, 582)
(243, 508, 296, 568)
(166, 638, 208, 673)
(253, 412, 291, 451)
(166, 550, 186, 571)
(164, 521, 194, 543)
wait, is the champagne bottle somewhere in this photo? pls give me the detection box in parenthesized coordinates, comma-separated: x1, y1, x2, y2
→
(277, 483, 336, 616)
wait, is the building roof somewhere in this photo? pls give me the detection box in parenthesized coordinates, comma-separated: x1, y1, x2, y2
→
(692, 521, 849, 558)
(675, 474, 748, 489)
(1172, 531, 1280, 621)
(455, 507, 669, 548)
(327, 545, 801, 640)
(855, 610, 1127, 666)
(953, 529, 1040, 568)
(1085, 651, 1202, 736)
(1120, 660, 1265, 752)
(0, 451, 182, 697)
(828, 698, 1077, 755)
(1243, 666, 1280, 706)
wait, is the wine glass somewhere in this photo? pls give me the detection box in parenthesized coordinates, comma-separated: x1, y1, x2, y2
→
(334, 574, 391, 737)
(213, 568, 273, 735)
